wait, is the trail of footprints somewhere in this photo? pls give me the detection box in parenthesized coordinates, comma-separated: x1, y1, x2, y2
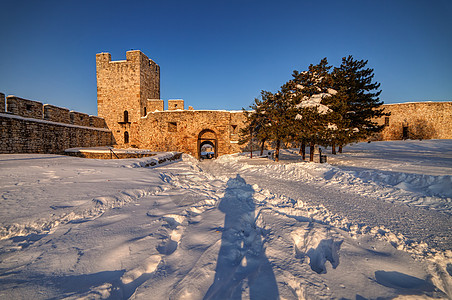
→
(109, 168, 346, 298)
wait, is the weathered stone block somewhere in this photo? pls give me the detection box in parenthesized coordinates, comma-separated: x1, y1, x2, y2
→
(0, 114, 112, 154)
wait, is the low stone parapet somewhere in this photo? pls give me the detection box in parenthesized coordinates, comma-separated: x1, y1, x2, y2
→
(64, 147, 182, 162)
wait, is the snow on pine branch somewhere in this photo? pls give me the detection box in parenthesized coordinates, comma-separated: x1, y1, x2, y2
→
(295, 88, 337, 118)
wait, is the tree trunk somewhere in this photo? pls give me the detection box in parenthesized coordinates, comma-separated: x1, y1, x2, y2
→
(275, 140, 280, 162)
(332, 143, 336, 155)
(250, 131, 253, 158)
(300, 141, 306, 160)
(309, 142, 315, 162)
(260, 139, 266, 156)
(338, 145, 343, 153)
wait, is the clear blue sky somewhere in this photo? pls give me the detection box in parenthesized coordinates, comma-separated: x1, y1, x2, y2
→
(1, 0, 451, 116)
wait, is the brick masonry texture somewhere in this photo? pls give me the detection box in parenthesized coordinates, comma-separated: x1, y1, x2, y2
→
(70, 111, 90, 127)
(89, 116, 108, 128)
(0, 115, 112, 154)
(147, 99, 164, 112)
(168, 99, 185, 111)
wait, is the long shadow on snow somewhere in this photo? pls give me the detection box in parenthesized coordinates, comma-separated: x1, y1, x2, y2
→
(204, 174, 279, 300)
(6, 270, 127, 300)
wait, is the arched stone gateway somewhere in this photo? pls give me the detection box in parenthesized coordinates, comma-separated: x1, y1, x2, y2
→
(198, 129, 217, 159)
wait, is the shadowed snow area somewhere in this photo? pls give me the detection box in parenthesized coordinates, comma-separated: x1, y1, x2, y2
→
(0, 140, 451, 299)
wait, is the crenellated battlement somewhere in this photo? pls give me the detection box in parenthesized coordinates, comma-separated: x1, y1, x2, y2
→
(6, 96, 43, 119)
(0, 92, 112, 154)
(0, 93, 5, 112)
(2, 94, 107, 128)
(147, 99, 164, 112)
(168, 99, 185, 111)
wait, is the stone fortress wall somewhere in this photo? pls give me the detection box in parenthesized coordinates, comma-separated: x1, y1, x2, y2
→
(96, 50, 160, 147)
(0, 93, 112, 154)
(98, 50, 452, 158)
(139, 108, 245, 158)
(376, 102, 452, 140)
(1, 49, 451, 157)
(96, 50, 245, 158)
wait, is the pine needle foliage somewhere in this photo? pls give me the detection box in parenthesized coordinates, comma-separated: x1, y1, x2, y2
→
(240, 55, 387, 160)
(325, 55, 389, 145)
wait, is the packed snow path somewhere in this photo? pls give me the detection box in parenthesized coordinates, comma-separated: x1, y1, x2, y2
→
(200, 157, 452, 252)
(0, 140, 451, 299)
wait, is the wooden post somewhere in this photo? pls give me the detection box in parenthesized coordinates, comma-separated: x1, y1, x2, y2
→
(250, 129, 253, 158)
(310, 142, 315, 162)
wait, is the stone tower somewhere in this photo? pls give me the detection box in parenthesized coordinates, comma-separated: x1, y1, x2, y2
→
(96, 50, 160, 146)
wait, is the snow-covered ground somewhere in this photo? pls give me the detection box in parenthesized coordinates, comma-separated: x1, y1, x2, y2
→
(0, 140, 451, 299)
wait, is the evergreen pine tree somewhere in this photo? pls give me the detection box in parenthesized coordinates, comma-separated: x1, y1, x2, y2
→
(263, 90, 297, 162)
(285, 58, 334, 161)
(325, 56, 388, 147)
(239, 96, 270, 157)
(240, 89, 297, 162)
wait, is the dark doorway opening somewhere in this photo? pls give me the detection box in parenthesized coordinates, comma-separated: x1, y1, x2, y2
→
(124, 131, 129, 144)
(402, 126, 409, 140)
(198, 129, 217, 159)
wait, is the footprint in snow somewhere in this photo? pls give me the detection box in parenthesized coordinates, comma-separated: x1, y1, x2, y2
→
(306, 238, 342, 274)
(292, 225, 343, 274)
(155, 214, 185, 255)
